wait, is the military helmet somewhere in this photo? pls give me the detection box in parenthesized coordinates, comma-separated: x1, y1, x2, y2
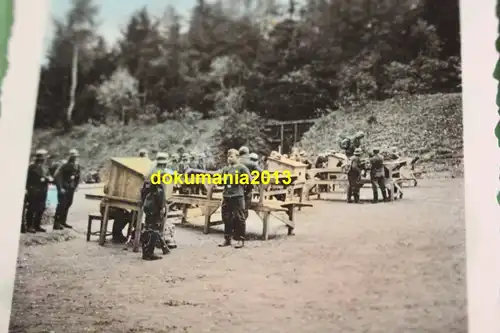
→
(299, 150, 306, 156)
(171, 153, 180, 160)
(182, 153, 190, 159)
(239, 146, 250, 155)
(138, 148, 148, 156)
(353, 148, 363, 156)
(373, 147, 380, 153)
(34, 149, 48, 160)
(156, 152, 168, 162)
(249, 153, 259, 161)
(355, 131, 365, 138)
(35, 149, 48, 156)
(69, 148, 79, 157)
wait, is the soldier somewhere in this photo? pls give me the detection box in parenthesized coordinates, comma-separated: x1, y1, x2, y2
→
(140, 173, 171, 260)
(168, 153, 179, 170)
(178, 153, 191, 174)
(238, 146, 262, 221)
(369, 148, 387, 203)
(343, 131, 365, 157)
(100, 184, 133, 243)
(346, 148, 363, 203)
(155, 153, 177, 249)
(218, 149, 251, 249)
(138, 149, 148, 158)
(249, 153, 259, 164)
(25, 149, 52, 233)
(53, 149, 81, 230)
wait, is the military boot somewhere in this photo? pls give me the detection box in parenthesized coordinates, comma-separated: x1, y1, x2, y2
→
(234, 240, 245, 249)
(218, 236, 231, 247)
(142, 253, 162, 261)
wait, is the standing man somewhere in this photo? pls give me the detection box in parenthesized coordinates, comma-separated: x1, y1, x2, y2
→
(238, 146, 262, 221)
(219, 149, 250, 249)
(53, 149, 81, 230)
(25, 149, 52, 233)
(153, 153, 177, 249)
(347, 148, 363, 203)
(369, 148, 387, 203)
(140, 175, 170, 260)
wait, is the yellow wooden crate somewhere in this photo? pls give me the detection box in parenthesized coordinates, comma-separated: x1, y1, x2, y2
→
(267, 156, 307, 182)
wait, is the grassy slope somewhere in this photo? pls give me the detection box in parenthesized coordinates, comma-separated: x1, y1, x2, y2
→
(299, 93, 463, 173)
(31, 93, 462, 175)
(32, 119, 222, 173)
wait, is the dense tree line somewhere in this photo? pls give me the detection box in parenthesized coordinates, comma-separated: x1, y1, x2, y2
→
(35, 0, 461, 131)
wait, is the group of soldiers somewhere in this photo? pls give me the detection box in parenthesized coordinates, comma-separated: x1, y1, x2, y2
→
(137, 145, 261, 260)
(22, 148, 81, 234)
(269, 130, 402, 204)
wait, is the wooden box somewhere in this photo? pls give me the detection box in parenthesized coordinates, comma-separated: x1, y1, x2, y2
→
(106, 157, 174, 202)
(326, 152, 348, 170)
(267, 156, 307, 182)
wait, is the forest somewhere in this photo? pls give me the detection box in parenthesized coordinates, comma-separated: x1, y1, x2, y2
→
(35, 0, 461, 133)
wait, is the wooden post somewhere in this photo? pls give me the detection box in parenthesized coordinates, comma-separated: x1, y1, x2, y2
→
(293, 122, 298, 145)
(133, 209, 143, 252)
(203, 184, 214, 234)
(98, 200, 110, 246)
(280, 124, 284, 153)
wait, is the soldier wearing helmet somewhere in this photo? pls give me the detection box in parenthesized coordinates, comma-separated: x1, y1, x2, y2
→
(369, 147, 387, 203)
(24, 149, 51, 233)
(238, 146, 262, 222)
(53, 149, 81, 230)
(346, 148, 363, 203)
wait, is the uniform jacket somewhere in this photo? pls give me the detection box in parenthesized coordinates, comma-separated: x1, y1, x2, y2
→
(54, 162, 80, 191)
(26, 163, 50, 194)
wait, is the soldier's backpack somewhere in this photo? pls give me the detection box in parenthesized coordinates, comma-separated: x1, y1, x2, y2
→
(141, 182, 165, 215)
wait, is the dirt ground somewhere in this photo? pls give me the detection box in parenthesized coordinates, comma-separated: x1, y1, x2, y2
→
(9, 179, 466, 333)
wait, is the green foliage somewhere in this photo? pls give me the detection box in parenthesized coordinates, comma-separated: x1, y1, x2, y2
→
(214, 110, 270, 163)
(34, 0, 461, 129)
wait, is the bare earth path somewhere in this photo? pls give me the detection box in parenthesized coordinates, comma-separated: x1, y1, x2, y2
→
(10, 179, 466, 333)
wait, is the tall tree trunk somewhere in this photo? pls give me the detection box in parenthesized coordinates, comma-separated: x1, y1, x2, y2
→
(65, 44, 79, 132)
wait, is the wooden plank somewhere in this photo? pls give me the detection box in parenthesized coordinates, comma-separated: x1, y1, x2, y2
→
(267, 118, 318, 126)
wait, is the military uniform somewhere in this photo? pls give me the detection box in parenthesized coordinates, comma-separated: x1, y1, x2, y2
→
(25, 150, 51, 233)
(347, 148, 363, 203)
(369, 149, 387, 203)
(219, 150, 250, 248)
(149, 153, 177, 249)
(238, 146, 261, 220)
(140, 180, 170, 260)
(53, 149, 80, 230)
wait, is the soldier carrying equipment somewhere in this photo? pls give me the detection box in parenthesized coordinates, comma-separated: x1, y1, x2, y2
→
(140, 177, 170, 261)
(347, 148, 363, 203)
(24, 149, 51, 233)
(341, 131, 365, 158)
(53, 149, 80, 230)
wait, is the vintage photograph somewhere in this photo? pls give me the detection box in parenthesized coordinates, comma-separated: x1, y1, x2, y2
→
(10, 0, 465, 332)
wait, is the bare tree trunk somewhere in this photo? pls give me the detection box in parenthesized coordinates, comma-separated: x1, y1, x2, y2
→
(65, 44, 79, 132)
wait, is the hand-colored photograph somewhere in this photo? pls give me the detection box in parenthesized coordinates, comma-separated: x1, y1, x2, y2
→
(7, 0, 469, 332)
